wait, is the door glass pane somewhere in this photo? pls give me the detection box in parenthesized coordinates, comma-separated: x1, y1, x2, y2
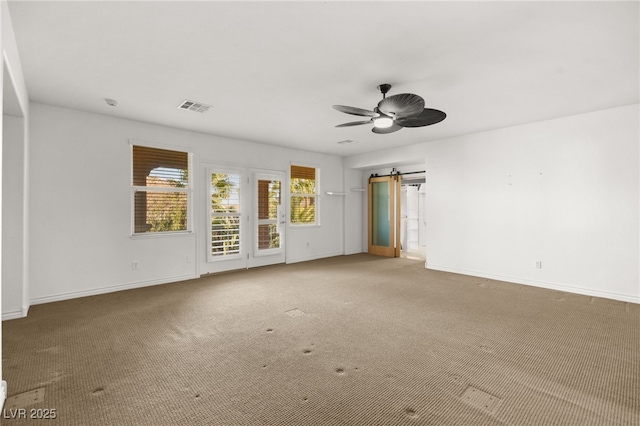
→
(257, 179, 281, 250)
(211, 216, 240, 255)
(210, 173, 241, 258)
(258, 224, 280, 249)
(371, 181, 390, 247)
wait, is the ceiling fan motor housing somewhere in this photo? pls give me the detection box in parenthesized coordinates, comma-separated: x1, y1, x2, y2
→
(377, 84, 392, 97)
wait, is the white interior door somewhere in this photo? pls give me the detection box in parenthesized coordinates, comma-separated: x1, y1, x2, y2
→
(248, 170, 286, 268)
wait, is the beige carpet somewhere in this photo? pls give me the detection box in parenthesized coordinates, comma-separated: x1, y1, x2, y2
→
(2, 254, 639, 425)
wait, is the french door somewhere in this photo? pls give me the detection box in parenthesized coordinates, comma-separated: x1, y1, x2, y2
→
(202, 165, 286, 274)
(368, 175, 401, 257)
(247, 170, 286, 268)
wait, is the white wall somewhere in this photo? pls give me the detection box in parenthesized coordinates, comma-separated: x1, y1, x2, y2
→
(2, 114, 24, 318)
(0, 4, 5, 405)
(2, 0, 31, 404)
(286, 156, 345, 264)
(345, 104, 640, 303)
(343, 168, 364, 255)
(28, 103, 345, 304)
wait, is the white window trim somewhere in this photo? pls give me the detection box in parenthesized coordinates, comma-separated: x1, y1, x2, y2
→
(289, 162, 320, 227)
(130, 141, 194, 237)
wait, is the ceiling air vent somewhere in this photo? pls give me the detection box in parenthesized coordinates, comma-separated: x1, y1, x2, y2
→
(177, 99, 212, 113)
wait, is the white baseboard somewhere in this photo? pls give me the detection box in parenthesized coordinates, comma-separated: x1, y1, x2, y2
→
(2, 310, 25, 321)
(426, 263, 640, 304)
(286, 251, 345, 264)
(344, 249, 365, 256)
(30, 274, 198, 306)
(2, 305, 31, 321)
(1, 380, 7, 410)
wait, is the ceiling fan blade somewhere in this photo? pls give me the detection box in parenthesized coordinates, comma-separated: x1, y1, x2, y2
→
(371, 122, 403, 134)
(332, 105, 379, 117)
(335, 120, 372, 128)
(395, 108, 446, 127)
(377, 93, 425, 118)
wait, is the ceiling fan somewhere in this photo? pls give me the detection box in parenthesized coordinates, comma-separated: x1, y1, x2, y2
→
(333, 84, 446, 134)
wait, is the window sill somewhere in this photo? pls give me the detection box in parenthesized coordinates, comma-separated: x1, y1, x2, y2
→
(130, 231, 194, 239)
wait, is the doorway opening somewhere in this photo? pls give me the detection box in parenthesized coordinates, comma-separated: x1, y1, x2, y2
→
(201, 166, 286, 275)
(400, 174, 426, 261)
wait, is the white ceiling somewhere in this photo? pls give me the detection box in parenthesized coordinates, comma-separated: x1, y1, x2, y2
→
(7, 1, 639, 157)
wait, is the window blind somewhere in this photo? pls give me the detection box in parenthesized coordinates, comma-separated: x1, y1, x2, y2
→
(291, 165, 315, 181)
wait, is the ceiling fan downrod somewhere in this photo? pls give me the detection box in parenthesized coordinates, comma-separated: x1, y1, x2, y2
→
(377, 83, 392, 99)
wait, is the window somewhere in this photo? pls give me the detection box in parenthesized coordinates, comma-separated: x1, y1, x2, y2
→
(132, 145, 190, 234)
(210, 171, 241, 259)
(290, 165, 318, 226)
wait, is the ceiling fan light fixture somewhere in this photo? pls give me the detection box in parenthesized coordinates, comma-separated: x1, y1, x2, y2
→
(373, 116, 393, 129)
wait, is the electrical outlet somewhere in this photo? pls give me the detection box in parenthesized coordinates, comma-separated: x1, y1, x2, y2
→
(132, 261, 139, 270)
(535, 260, 542, 269)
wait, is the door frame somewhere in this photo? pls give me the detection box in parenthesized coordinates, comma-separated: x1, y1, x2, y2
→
(199, 164, 287, 274)
(247, 169, 287, 268)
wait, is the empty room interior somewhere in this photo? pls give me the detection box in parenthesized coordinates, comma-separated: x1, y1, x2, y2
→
(0, 1, 638, 425)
